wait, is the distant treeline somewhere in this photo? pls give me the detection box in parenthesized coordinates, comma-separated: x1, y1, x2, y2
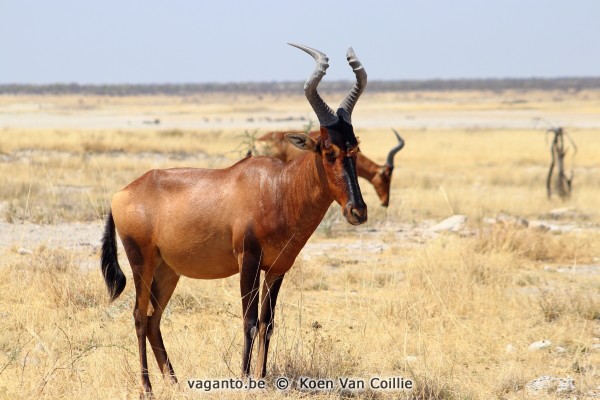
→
(1, 77, 600, 96)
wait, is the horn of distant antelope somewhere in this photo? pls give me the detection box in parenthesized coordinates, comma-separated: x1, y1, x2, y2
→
(386, 129, 405, 168)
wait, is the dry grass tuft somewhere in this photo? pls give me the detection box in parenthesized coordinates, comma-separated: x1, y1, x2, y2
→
(474, 224, 596, 263)
(536, 288, 600, 322)
(493, 367, 527, 397)
(405, 371, 469, 400)
(271, 324, 360, 381)
(4, 246, 104, 309)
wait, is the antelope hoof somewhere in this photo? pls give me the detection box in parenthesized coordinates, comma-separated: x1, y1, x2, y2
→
(165, 374, 178, 386)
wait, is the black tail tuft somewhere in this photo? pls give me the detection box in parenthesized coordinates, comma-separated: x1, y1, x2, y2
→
(101, 210, 126, 301)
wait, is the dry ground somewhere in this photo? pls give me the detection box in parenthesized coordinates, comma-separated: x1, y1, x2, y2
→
(0, 91, 599, 399)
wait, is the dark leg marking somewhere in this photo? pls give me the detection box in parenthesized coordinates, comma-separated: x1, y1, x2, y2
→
(123, 236, 144, 267)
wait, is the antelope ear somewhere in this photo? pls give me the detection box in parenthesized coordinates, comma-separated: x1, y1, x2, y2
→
(285, 133, 318, 152)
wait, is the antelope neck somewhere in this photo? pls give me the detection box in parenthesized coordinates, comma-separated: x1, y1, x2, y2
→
(355, 153, 381, 181)
(279, 151, 333, 228)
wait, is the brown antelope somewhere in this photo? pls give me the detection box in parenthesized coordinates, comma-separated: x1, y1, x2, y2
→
(101, 43, 368, 398)
(255, 128, 404, 206)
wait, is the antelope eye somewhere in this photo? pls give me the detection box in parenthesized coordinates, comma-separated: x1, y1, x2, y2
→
(325, 151, 336, 162)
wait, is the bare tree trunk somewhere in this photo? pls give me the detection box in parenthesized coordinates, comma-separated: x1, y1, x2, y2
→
(547, 128, 572, 200)
(546, 145, 555, 199)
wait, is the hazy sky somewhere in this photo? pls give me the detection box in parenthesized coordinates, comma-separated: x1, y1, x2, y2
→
(1, 1, 599, 84)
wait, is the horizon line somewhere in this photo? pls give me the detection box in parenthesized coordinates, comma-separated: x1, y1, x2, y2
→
(2, 76, 600, 86)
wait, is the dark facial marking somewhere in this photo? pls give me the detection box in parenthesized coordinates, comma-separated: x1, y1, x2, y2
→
(324, 116, 358, 151)
(341, 156, 362, 202)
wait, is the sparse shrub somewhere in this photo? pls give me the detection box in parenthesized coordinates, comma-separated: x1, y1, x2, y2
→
(234, 129, 260, 158)
(536, 287, 600, 322)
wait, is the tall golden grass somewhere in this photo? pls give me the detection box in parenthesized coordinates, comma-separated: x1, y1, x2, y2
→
(0, 92, 599, 399)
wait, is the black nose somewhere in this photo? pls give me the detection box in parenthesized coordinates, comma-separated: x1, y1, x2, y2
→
(352, 208, 367, 223)
(345, 202, 368, 225)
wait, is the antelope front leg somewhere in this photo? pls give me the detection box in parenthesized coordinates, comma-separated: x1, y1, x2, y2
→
(256, 273, 285, 378)
(238, 251, 261, 376)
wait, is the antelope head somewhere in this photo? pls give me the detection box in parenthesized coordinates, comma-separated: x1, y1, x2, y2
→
(372, 129, 405, 207)
(286, 43, 368, 225)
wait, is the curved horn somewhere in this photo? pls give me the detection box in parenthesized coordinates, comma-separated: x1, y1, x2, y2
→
(288, 43, 338, 127)
(386, 129, 405, 168)
(337, 47, 368, 124)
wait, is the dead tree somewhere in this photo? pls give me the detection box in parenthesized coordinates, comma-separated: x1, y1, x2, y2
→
(546, 127, 577, 199)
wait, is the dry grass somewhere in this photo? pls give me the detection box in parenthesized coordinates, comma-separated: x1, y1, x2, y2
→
(0, 91, 599, 399)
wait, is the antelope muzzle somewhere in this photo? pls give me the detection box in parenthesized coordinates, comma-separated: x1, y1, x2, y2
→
(343, 200, 367, 225)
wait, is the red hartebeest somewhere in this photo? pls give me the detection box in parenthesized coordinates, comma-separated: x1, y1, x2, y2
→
(101, 43, 368, 398)
(255, 129, 404, 206)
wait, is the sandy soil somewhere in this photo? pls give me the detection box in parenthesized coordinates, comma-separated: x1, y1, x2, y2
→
(2, 213, 598, 275)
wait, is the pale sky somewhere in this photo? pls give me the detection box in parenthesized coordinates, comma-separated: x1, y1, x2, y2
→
(1, 0, 599, 84)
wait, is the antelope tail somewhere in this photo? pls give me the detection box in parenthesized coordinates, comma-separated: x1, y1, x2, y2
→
(101, 210, 126, 302)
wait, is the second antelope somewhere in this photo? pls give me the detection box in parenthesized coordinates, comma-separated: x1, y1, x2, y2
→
(101, 43, 368, 398)
(255, 128, 404, 206)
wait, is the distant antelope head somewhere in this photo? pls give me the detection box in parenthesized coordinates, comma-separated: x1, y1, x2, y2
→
(286, 43, 367, 224)
(369, 129, 405, 207)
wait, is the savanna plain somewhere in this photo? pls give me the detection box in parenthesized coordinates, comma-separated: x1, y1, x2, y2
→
(0, 89, 599, 399)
